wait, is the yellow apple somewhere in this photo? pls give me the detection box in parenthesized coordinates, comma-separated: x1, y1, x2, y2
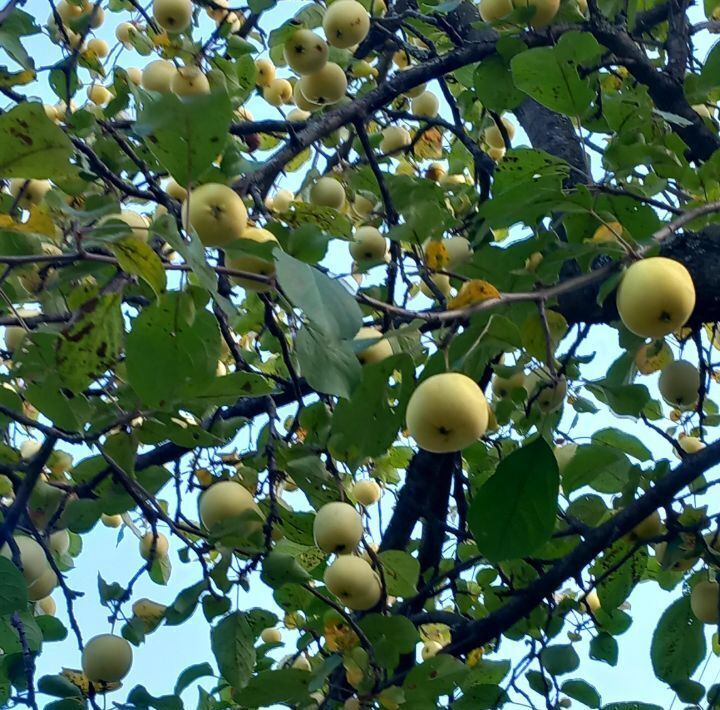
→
(153, 0, 192, 32)
(182, 183, 248, 247)
(421, 641, 443, 660)
(284, 29, 329, 75)
(691, 580, 719, 623)
(406, 372, 488, 453)
(165, 178, 187, 201)
(255, 58, 276, 87)
(488, 146, 506, 162)
(293, 80, 323, 111)
(27, 567, 58, 601)
(126, 67, 142, 85)
(526, 371, 567, 413)
(491, 370, 526, 399)
(101, 513, 123, 528)
(512, 0, 560, 26)
(313, 501, 363, 554)
(678, 435, 705, 454)
(310, 177, 346, 209)
(484, 116, 516, 149)
(263, 78, 293, 106)
(226, 227, 278, 292)
(142, 59, 177, 93)
(445, 236, 473, 268)
(616, 257, 695, 338)
(380, 125, 411, 154)
(199, 480, 262, 529)
(658, 360, 699, 409)
(9, 179, 51, 208)
(271, 189, 294, 212)
(324, 555, 382, 610)
(36, 596, 56, 616)
(298, 63, 347, 105)
(87, 37, 109, 57)
(412, 91, 439, 118)
(115, 21, 135, 46)
(591, 220, 623, 243)
(353, 479, 382, 506)
(139, 532, 169, 561)
(479, 0, 513, 20)
(631, 510, 662, 541)
(82, 634, 133, 683)
(49, 529, 70, 555)
(87, 84, 112, 106)
(582, 589, 601, 614)
(1, 535, 48, 584)
(323, 0, 370, 48)
(172, 65, 211, 96)
(352, 193, 376, 219)
(261, 627, 282, 643)
(349, 226, 387, 262)
(420, 273, 451, 299)
(354, 326, 393, 364)
(287, 108, 311, 121)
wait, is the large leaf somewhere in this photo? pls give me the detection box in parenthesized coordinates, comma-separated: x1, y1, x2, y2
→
(135, 91, 233, 185)
(592, 538, 648, 609)
(0, 9, 40, 70)
(0, 558, 28, 615)
(125, 291, 220, 409)
(0, 102, 73, 177)
(561, 444, 631, 495)
(211, 611, 255, 690)
(511, 32, 602, 118)
(239, 669, 312, 707)
(275, 251, 362, 339)
(468, 438, 559, 562)
(108, 237, 167, 299)
(377, 550, 420, 597)
(561, 679, 601, 708)
(650, 596, 705, 685)
(359, 614, 418, 671)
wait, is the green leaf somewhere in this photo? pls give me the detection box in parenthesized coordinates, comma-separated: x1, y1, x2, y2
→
(135, 91, 233, 185)
(295, 327, 361, 399)
(404, 655, 469, 703)
(561, 444, 630, 495)
(473, 54, 526, 112)
(468, 438, 559, 562)
(561, 679, 601, 708)
(36, 616, 68, 642)
(521, 310, 568, 364)
(0, 102, 73, 178)
(0, 558, 28, 615)
(165, 581, 207, 626)
(650, 595, 706, 685)
(670, 679, 705, 704)
(260, 552, 312, 588)
(602, 704, 663, 710)
(591, 428, 652, 462)
(126, 685, 183, 710)
(592, 538, 647, 609)
(37, 675, 83, 698)
(55, 292, 123, 393)
(585, 382, 651, 417)
(540, 644, 580, 676)
(126, 291, 221, 409)
(211, 611, 256, 690)
(174, 662, 214, 696)
(590, 632, 618, 666)
(108, 237, 166, 299)
(359, 614, 418, 670)
(464, 659, 511, 686)
(275, 251, 362, 339)
(510, 32, 602, 118)
(240, 669, 312, 707)
(378, 550, 420, 597)
(0, 9, 40, 70)
(330, 353, 414, 459)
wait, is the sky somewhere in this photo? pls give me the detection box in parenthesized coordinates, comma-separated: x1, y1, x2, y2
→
(3, 0, 720, 707)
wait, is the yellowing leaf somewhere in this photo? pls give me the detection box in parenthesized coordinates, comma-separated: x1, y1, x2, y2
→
(0, 69, 36, 88)
(419, 623, 451, 646)
(61, 668, 121, 696)
(448, 279, 500, 309)
(704, 323, 720, 350)
(324, 617, 360, 652)
(108, 236, 167, 298)
(0, 207, 59, 240)
(412, 127, 443, 160)
(635, 340, 673, 375)
(424, 240, 448, 270)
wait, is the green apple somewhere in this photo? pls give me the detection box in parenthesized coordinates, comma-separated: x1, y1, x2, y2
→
(182, 183, 248, 247)
(658, 360, 699, 409)
(323, 0, 370, 48)
(324, 555, 382, 610)
(82, 634, 133, 683)
(313, 501, 363, 554)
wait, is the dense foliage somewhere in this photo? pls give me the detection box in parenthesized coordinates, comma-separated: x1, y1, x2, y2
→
(1, 0, 720, 706)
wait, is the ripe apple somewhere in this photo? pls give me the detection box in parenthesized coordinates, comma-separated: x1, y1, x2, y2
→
(323, 0, 370, 48)
(255, 58, 276, 87)
(421, 641, 443, 660)
(678, 435, 705, 454)
(488, 146, 505, 162)
(616, 257, 695, 338)
(49, 529, 70, 555)
(87, 84, 112, 106)
(484, 116, 516, 149)
(263, 78, 293, 106)
(165, 178, 187, 201)
(658, 360, 699, 409)
(287, 108, 311, 122)
(284, 30, 329, 75)
(354, 326, 393, 364)
(9, 179, 51, 208)
(115, 21, 135, 46)
(412, 91, 439, 118)
(631, 510, 662, 541)
(1, 534, 48, 584)
(553, 444, 577, 474)
(512, 0, 560, 26)
(199, 480, 262, 529)
(352, 193, 376, 219)
(349, 226, 387, 263)
(27, 566, 58, 601)
(353, 479, 382, 506)
(36, 596, 56, 616)
(491, 370, 526, 399)
(324, 555, 382, 610)
(313, 501, 363, 554)
(87, 37, 109, 57)
(420, 273, 451, 299)
(271, 189, 295, 212)
(298, 63, 347, 105)
(142, 59, 177, 93)
(261, 627, 282, 643)
(591, 220, 623, 243)
(380, 126, 411, 154)
(479, 0, 513, 20)
(293, 80, 323, 111)
(310, 177, 346, 209)
(126, 67, 142, 85)
(82, 634, 133, 683)
(172, 65, 211, 96)
(139, 532, 169, 561)
(406, 372, 488, 453)
(153, 0, 192, 32)
(526, 371, 567, 413)
(182, 183, 248, 247)
(445, 236, 473, 268)
(691, 580, 719, 623)
(226, 227, 278, 292)
(101, 513, 123, 528)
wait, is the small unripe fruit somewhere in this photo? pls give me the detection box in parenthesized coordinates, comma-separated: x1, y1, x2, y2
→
(227, 227, 279, 293)
(165, 178, 187, 201)
(263, 78, 293, 106)
(323, 0, 370, 48)
(36, 596, 56, 616)
(1, 535, 48, 584)
(182, 183, 248, 247)
(691, 580, 719, 624)
(87, 38, 109, 57)
(99, 210, 150, 241)
(658, 360, 699, 410)
(9, 179, 51, 208)
(115, 22, 135, 46)
(82, 634, 133, 683)
(419, 273, 451, 299)
(492, 371, 526, 399)
(479, 0, 513, 20)
(484, 116, 516, 149)
(49, 529, 70, 555)
(139, 532, 169, 561)
(126, 67, 142, 85)
(27, 567, 58, 601)
(87, 84, 112, 105)
(512, 0, 560, 27)
(199, 480, 262, 529)
(631, 510, 662, 541)
(101, 513, 123, 528)
(421, 640, 443, 660)
(313, 501, 363, 554)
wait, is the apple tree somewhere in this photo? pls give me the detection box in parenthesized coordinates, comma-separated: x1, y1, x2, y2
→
(1, 0, 720, 706)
